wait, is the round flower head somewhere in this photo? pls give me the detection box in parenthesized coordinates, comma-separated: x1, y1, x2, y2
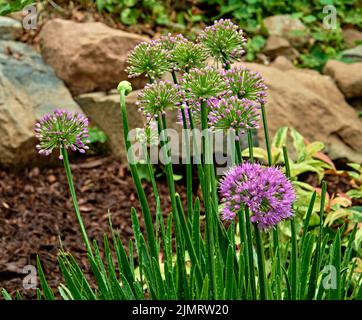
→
(35, 109, 89, 160)
(219, 162, 295, 230)
(126, 42, 171, 80)
(198, 19, 246, 65)
(171, 40, 208, 72)
(208, 96, 260, 133)
(225, 67, 268, 103)
(137, 80, 182, 118)
(181, 66, 228, 101)
(151, 33, 187, 51)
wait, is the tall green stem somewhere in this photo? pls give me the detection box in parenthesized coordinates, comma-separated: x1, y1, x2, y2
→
(158, 113, 188, 298)
(261, 102, 272, 166)
(254, 224, 268, 300)
(244, 207, 257, 299)
(247, 130, 254, 163)
(181, 107, 193, 216)
(261, 102, 281, 295)
(61, 146, 93, 258)
(119, 86, 158, 261)
(172, 68, 193, 217)
(200, 99, 215, 297)
(159, 113, 179, 218)
(234, 137, 242, 164)
(246, 128, 266, 300)
(283, 146, 298, 300)
(142, 144, 163, 245)
(238, 209, 250, 298)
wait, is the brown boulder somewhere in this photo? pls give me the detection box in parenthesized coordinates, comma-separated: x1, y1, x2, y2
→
(271, 56, 295, 71)
(237, 62, 362, 163)
(263, 36, 299, 60)
(263, 15, 309, 48)
(323, 60, 362, 99)
(343, 28, 362, 48)
(39, 19, 148, 95)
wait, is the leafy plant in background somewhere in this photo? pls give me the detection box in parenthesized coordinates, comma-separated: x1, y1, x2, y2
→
(95, 0, 170, 25)
(2, 20, 361, 301)
(200, 0, 362, 69)
(242, 126, 332, 181)
(87, 126, 109, 155)
(0, 0, 34, 15)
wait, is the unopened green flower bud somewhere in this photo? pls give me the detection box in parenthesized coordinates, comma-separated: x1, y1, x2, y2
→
(117, 81, 133, 96)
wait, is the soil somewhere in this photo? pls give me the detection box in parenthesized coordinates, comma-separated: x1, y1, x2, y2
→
(0, 156, 187, 299)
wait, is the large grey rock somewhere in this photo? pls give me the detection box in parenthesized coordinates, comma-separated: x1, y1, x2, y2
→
(0, 16, 22, 40)
(237, 62, 362, 163)
(39, 19, 149, 95)
(323, 60, 362, 99)
(263, 15, 309, 48)
(0, 40, 83, 167)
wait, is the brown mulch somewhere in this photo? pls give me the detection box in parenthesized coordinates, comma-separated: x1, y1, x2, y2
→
(0, 156, 187, 299)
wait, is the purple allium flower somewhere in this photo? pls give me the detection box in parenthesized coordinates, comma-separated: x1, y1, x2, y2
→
(224, 66, 268, 104)
(181, 66, 228, 101)
(208, 96, 260, 133)
(219, 162, 295, 230)
(35, 109, 90, 159)
(126, 42, 171, 80)
(137, 80, 183, 118)
(198, 19, 247, 65)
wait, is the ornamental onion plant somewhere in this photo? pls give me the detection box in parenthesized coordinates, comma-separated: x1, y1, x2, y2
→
(3, 20, 361, 301)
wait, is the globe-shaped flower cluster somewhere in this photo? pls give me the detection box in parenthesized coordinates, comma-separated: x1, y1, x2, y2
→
(224, 67, 268, 104)
(208, 96, 260, 133)
(171, 40, 208, 72)
(126, 42, 171, 80)
(137, 81, 182, 119)
(35, 109, 90, 160)
(180, 66, 228, 101)
(219, 162, 295, 230)
(198, 19, 247, 65)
